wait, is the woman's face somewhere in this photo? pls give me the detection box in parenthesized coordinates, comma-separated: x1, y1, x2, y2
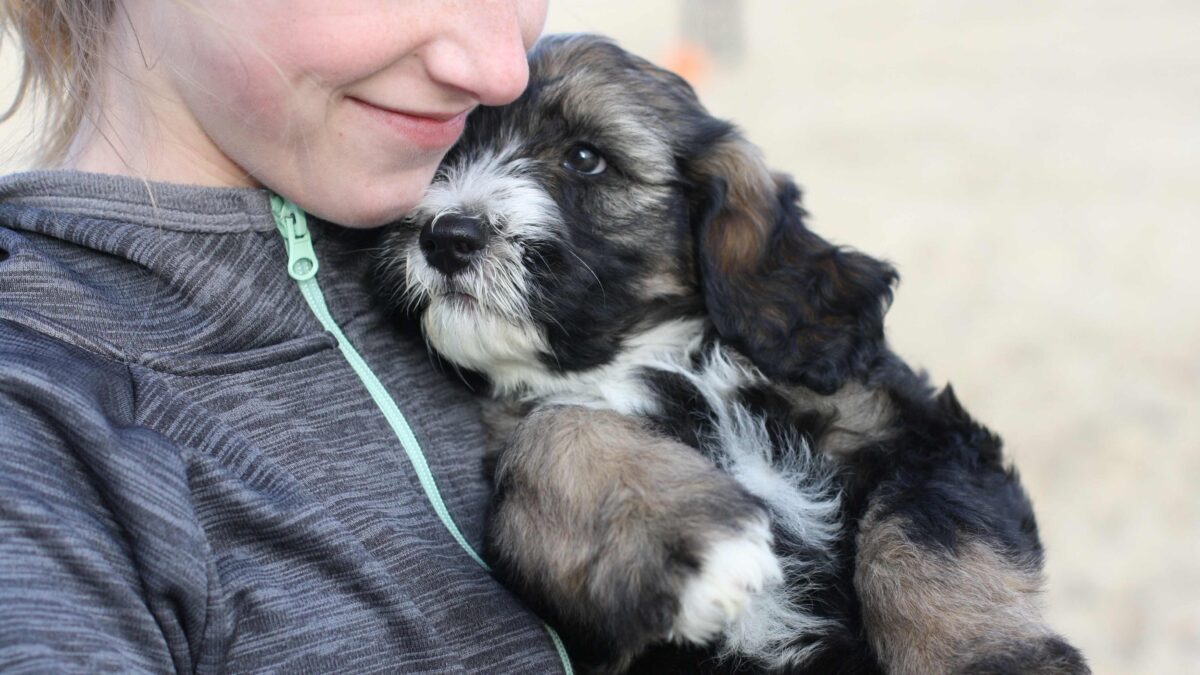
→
(141, 0, 547, 226)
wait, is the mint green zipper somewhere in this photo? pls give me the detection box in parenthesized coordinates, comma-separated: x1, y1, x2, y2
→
(271, 195, 572, 674)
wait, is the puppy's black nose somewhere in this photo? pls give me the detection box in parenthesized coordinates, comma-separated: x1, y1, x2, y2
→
(419, 214, 488, 276)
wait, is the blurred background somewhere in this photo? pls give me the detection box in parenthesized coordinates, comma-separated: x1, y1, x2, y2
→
(3, 2, 1198, 673)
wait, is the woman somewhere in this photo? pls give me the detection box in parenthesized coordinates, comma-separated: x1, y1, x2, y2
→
(0, 1, 572, 672)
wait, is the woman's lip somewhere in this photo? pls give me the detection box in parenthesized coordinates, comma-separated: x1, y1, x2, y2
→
(348, 97, 470, 150)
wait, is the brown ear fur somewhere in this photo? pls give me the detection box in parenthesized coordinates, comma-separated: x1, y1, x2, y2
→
(688, 132, 898, 395)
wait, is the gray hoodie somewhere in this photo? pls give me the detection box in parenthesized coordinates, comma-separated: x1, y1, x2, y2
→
(0, 171, 569, 674)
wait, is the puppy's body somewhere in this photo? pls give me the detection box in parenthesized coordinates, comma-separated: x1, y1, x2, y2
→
(376, 34, 1086, 674)
(480, 324, 857, 672)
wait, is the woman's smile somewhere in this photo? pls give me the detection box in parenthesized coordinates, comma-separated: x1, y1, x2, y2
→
(347, 97, 472, 151)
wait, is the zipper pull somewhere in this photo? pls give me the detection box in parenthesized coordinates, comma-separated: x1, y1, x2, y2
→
(271, 194, 319, 281)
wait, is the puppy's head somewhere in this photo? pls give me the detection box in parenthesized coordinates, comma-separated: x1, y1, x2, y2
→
(378, 34, 896, 395)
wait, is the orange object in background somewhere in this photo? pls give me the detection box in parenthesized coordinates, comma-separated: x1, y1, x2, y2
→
(665, 0, 745, 85)
(662, 41, 711, 86)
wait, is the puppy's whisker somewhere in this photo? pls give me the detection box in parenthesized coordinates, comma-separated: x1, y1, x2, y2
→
(521, 243, 552, 273)
(565, 248, 605, 299)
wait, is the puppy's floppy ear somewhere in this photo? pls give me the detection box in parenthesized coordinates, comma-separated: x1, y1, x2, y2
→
(686, 129, 898, 394)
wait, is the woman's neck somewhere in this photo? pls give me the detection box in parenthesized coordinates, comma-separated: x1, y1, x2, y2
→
(59, 15, 258, 189)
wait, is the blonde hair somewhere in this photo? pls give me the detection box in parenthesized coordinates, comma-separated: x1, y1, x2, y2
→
(1, 0, 116, 166)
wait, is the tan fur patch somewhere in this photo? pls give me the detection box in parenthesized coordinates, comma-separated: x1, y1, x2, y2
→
(698, 138, 777, 275)
(855, 506, 1055, 675)
(787, 382, 898, 457)
(490, 404, 764, 619)
(638, 269, 691, 300)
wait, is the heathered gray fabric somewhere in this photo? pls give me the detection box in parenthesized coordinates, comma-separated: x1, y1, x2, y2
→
(0, 170, 565, 674)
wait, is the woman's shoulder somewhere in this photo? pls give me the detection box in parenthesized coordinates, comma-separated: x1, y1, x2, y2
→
(0, 317, 137, 442)
(0, 315, 130, 383)
(0, 169, 275, 229)
(0, 317, 186, 541)
(0, 169, 326, 367)
(0, 214, 143, 366)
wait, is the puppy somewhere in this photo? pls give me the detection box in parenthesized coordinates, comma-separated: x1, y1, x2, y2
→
(375, 34, 1087, 675)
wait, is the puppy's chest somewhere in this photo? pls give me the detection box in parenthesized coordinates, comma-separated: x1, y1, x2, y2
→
(530, 340, 843, 464)
(524, 338, 893, 465)
(638, 366, 833, 466)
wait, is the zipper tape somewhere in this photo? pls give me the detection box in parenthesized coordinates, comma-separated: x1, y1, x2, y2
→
(271, 195, 573, 674)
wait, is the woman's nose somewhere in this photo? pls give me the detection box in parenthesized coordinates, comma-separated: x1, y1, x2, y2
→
(423, 2, 536, 106)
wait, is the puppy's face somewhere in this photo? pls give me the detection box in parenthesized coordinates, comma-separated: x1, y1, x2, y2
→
(378, 34, 897, 395)
(379, 35, 707, 386)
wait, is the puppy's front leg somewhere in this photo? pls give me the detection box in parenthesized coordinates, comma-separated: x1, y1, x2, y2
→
(486, 405, 781, 674)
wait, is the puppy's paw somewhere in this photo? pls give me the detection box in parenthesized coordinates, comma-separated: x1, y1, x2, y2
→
(669, 515, 783, 645)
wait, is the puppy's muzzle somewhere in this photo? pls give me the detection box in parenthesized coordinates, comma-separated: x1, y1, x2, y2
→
(419, 214, 489, 277)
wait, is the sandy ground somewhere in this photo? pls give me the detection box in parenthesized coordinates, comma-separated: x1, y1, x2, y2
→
(3, 3, 1198, 673)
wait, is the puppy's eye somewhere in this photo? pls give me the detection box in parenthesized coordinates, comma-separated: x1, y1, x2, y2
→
(563, 144, 607, 176)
